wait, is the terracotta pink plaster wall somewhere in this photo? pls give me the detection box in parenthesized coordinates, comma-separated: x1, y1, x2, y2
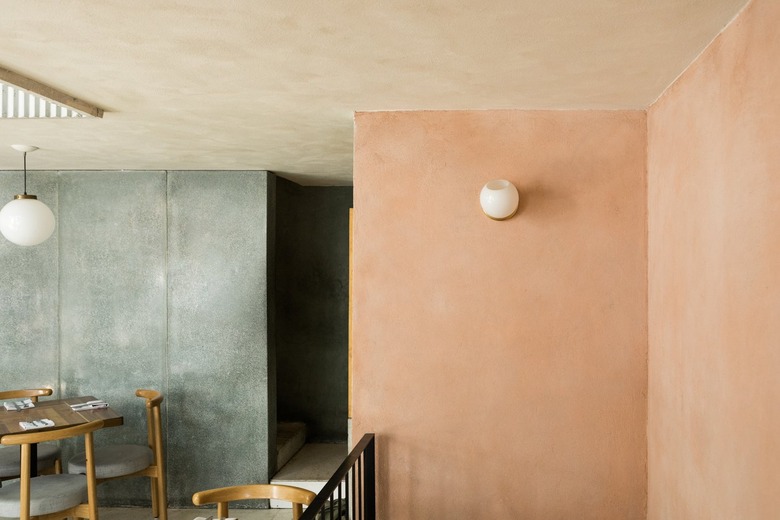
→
(647, 0, 780, 518)
(353, 110, 648, 519)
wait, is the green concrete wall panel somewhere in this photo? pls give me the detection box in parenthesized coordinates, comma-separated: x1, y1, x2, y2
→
(58, 171, 168, 505)
(167, 171, 272, 503)
(0, 171, 59, 393)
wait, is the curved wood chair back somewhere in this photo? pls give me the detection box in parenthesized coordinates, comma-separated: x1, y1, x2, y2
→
(0, 388, 53, 403)
(103, 389, 166, 516)
(80, 389, 167, 520)
(137, 389, 164, 461)
(137, 388, 167, 519)
(1, 420, 104, 520)
(192, 484, 316, 520)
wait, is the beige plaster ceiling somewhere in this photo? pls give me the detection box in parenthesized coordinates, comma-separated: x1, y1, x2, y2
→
(0, 0, 748, 185)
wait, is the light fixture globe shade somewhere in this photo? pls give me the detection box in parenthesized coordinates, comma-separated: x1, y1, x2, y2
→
(480, 180, 519, 220)
(0, 197, 55, 246)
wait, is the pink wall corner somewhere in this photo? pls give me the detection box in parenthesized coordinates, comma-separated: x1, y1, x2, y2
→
(647, 0, 780, 518)
(352, 110, 648, 519)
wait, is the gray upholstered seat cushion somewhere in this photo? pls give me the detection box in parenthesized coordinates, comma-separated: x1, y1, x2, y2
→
(68, 444, 153, 479)
(0, 443, 61, 478)
(0, 474, 86, 516)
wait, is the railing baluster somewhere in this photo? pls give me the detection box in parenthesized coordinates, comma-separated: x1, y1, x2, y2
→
(357, 455, 363, 519)
(336, 475, 341, 519)
(350, 461, 356, 519)
(364, 440, 375, 520)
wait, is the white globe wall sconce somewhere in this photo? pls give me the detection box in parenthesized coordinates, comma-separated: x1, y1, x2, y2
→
(480, 180, 519, 221)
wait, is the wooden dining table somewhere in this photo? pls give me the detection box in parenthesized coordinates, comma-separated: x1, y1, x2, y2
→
(0, 395, 123, 477)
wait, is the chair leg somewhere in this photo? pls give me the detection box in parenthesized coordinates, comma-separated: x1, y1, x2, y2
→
(156, 474, 168, 520)
(150, 477, 158, 518)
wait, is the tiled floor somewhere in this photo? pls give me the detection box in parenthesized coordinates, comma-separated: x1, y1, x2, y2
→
(101, 508, 292, 519)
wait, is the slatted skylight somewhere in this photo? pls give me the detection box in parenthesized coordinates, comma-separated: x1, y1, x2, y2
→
(0, 66, 102, 119)
(1, 81, 85, 118)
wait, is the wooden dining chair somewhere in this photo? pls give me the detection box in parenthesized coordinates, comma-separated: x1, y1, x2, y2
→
(192, 484, 316, 520)
(0, 419, 103, 520)
(68, 389, 168, 520)
(0, 388, 61, 483)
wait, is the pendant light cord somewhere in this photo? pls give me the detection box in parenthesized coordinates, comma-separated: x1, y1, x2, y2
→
(22, 151, 27, 195)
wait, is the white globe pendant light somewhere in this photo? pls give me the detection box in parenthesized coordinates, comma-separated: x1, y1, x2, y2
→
(0, 145, 55, 246)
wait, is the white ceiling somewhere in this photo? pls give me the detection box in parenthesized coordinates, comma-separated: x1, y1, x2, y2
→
(0, 0, 748, 185)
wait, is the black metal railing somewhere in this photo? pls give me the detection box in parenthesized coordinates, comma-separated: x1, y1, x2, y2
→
(300, 433, 376, 520)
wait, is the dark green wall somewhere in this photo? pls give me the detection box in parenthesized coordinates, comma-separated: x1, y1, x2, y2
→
(275, 179, 352, 442)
